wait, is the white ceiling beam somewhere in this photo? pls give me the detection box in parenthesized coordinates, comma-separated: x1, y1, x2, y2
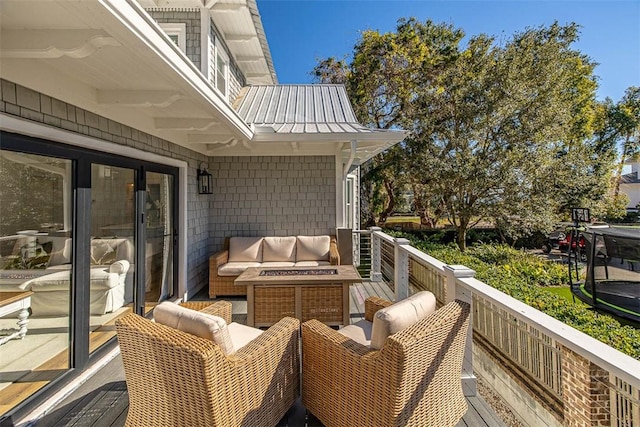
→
(225, 34, 257, 43)
(203, 0, 218, 7)
(235, 55, 265, 63)
(188, 132, 234, 143)
(0, 30, 120, 59)
(154, 118, 220, 131)
(97, 90, 182, 108)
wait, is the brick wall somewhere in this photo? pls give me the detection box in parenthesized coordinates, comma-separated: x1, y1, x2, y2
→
(561, 346, 611, 426)
(0, 79, 211, 294)
(209, 156, 336, 250)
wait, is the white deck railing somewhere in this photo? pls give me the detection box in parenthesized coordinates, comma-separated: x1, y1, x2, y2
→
(357, 227, 640, 427)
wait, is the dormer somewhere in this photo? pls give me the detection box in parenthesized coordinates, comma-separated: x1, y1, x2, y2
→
(139, 0, 277, 103)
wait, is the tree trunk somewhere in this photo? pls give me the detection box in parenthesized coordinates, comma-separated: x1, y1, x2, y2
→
(456, 226, 467, 252)
(378, 179, 396, 225)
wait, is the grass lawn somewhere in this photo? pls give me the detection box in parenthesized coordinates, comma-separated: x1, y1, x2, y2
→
(542, 286, 577, 302)
(385, 216, 421, 224)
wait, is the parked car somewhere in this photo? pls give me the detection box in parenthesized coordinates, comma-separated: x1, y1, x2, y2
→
(541, 224, 571, 253)
(541, 224, 587, 261)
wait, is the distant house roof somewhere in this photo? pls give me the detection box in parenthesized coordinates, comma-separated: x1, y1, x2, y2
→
(235, 85, 397, 137)
(621, 172, 640, 184)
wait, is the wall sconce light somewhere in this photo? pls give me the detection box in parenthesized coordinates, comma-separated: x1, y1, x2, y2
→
(197, 163, 213, 195)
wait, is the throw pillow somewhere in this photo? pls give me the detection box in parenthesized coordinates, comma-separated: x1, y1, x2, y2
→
(153, 302, 235, 355)
(370, 291, 437, 350)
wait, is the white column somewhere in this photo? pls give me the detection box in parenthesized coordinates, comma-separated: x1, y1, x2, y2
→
(444, 264, 477, 396)
(394, 238, 410, 301)
(370, 226, 382, 282)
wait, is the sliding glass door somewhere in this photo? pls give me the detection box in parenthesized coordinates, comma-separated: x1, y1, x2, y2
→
(89, 164, 136, 355)
(145, 172, 175, 305)
(0, 132, 179, 416)
(0, 150, 72, 412)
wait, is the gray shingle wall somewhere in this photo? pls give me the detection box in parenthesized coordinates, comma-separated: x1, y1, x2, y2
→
(0, 79, 211, 295)
(209, 156, 337, 252)
(147, 9, 201, 71)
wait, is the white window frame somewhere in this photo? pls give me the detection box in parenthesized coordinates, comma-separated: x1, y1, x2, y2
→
(214, 38, 229, 99)
(159, 23, 187, 53)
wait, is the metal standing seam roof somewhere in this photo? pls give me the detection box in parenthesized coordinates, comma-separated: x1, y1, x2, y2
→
(234, 84, 382, 134)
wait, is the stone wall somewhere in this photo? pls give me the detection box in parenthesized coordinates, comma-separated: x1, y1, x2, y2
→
(208, 156, 337, 250)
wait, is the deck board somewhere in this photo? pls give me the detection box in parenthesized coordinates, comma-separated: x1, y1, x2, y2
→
(29, 281, 505, 427)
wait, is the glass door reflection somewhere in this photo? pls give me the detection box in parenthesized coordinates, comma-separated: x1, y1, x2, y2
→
(145, 172, 175, 305)
(89, 164, 135, 354)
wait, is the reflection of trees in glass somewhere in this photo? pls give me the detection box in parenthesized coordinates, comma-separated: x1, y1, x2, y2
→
(0, 154, 65, 236)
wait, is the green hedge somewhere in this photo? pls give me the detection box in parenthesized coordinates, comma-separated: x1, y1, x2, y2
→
(388, 231, 640, 360)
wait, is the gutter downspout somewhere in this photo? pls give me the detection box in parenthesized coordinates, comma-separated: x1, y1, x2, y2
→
(343, 140, 357, 178)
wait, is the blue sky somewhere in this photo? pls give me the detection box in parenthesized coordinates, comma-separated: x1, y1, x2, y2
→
(258, 0, 639, 102)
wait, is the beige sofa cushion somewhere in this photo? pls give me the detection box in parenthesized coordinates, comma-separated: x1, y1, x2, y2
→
(228, 237, 264, 262)
(218, 261, 262, 276)
(154, 302, 235, 355)
(338, 319, 373, 347)
(296, 235, 330, 261)
(263, 236, 297, 262)
(261, 261, 296, 268)
(371, 291, 436, 350)
(294, 260, 331, 267)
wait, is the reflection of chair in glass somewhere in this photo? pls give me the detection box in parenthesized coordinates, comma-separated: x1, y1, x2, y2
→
(116, 301, 300, 427)
(20, 260, 130, 316)
(302, 294, 470, 427)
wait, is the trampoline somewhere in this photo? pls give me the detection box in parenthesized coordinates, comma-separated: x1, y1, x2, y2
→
(568, 226, 640, 324)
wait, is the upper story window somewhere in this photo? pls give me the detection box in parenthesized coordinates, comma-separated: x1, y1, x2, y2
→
(215, 39, 229, 98)
(159, 23, 186, 53)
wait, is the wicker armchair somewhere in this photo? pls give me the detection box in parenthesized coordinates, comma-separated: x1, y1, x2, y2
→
(115, 301, 300, 427)
(302, 297, 470, 427)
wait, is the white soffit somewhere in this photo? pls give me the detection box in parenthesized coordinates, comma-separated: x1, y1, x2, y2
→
(0, 0, 253, 155)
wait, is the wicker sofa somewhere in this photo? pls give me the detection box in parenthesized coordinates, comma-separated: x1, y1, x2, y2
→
(116, 301, 300, 427)
(209, 235, 340, 298)
(301, 295, 471, 427)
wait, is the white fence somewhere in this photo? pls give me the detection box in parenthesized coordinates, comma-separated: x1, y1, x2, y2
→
(360, 228, 640, 427)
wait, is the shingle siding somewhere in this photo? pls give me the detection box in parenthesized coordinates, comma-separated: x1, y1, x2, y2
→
(209, 156, 337, 251)
(147, 9, 202, 71)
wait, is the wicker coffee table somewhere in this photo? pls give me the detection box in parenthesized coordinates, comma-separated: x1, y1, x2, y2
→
(235, 265, 361, 327)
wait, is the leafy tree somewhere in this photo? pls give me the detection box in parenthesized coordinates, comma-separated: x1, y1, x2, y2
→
(313, 19, 463, 226)
(412, 23, 603, 249)
(611, 87, 640, 197)
(316, 20, 614, 250)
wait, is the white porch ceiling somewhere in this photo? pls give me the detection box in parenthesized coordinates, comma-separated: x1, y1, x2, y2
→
(0, 0, 404, 165)
(0, 0, 252, 155)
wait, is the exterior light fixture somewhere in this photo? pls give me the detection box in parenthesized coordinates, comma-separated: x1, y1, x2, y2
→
(197, 164, 213, 195)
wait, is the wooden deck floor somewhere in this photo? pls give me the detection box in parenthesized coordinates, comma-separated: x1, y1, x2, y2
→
(28, 282, 506, 427)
